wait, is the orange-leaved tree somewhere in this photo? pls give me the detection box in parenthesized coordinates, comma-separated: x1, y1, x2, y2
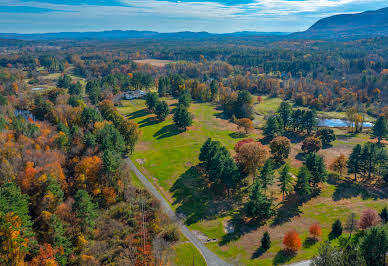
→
(283, 230, 302, 252)
(309, 223, 322, 239)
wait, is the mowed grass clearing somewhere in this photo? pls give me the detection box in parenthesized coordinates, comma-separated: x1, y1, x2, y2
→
(119, 98, 252, 195)
(118, 97, 387, 265)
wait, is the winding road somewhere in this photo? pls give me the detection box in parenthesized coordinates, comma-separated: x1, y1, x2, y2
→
(126, 158, 229, 266)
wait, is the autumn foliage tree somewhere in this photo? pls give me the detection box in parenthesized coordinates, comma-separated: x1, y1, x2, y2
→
(359, 208, 381, 229)
(330, 154, 347, 177)
(236, 118, 253, 134)
(234, 138, 254, 153)
(309, 223, 322, 240)
(270, 136, 291, 162)
(235, 142, 269, 175)
(283, 230, 302, 253)
(302, 137, 322, 153)
(0, 212, 28, 265)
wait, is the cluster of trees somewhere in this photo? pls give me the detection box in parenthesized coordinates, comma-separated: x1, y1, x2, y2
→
(145, 92, 170, 121)
(347, 142, 388, 182)
(0, 66, 180, 265)
(312, 208, 388, 266)
(258, 207, 388, 265)
(199, 138, 243, 196)
(264, 102, 318, 139)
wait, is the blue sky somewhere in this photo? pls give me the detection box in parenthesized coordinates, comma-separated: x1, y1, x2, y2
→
(0, 0, 387, 33)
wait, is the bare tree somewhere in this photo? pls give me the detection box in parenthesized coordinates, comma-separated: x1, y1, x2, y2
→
(345, 213, 358, 237)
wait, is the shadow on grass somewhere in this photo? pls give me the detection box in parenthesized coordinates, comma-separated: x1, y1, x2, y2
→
(138, 117, 159, 128)
(283, 131, 304, 144)
(303, 237, 318, 248)
(271, 194, 303, 227)
(153, 124, 182, 140)
(332, 180, 388, 201)
(170, 166, 240, 226)
(229, 132, 248, 139)
(322, 143, 333, 149)
(272, 190, 320, 227)
(273, 250, 296, 265)
(251, 246, 267, 259)
(128, 108, 149, 119)
(295, 152, 306, 162)
(219, 214, 266, 246)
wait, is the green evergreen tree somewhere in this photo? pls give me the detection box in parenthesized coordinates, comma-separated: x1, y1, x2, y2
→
(305, 152, 327, 187)
(158, 76, 170, 97)
(315, 128, 336, 146)
(264, 115, 283, 139)
(304, 110, 318, 134)
(173, 104, 192, 130)
(279, 164, 292, 200)
(210, 80, 219, 101)
(72, 190, 98, 232)
(96, 124, 126, 153)
(245, 180, 274, 219)
(57, 74, 72, 88)
(330, 219, 343, 239)
(259, 159, 275, 189)
(277, 101, 293, 129)
(359, 142, 388, 180)
(81, 107, 103, 127)
(49, 215, 72, 265)
(261, 231, 271, 250)
(199, 138, 213, 163)
(145, 92, 159, 113)
(360, 226, 388, 266)
(68, 81, 82, 95)
(178, 92, 192, 108)
(0, 183, 34, 248)
(348, 144, 362, 181)
(380, 206, 388, 224)
(83, 132, 97, 148)
(85, 80, 101, 104)
(294, 166, 312, 199)
(155, 100, 170, 121)
(372, 116, 388, 144)
(103, 149, 121, 175)
(233, 90, 253, 119)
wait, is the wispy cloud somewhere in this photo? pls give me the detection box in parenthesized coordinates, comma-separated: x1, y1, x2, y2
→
(0, 0, 386, 33)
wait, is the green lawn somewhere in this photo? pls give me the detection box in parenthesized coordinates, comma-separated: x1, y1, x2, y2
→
(119, 99, 251, 194)
(118, 97, 387, 265)
(170, 242, 206, 266)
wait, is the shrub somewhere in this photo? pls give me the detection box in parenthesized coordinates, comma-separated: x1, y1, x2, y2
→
(309, 223, 322, 239)
(359, 208, 381, 229)
(161, 226, 180, 243)
(330, 219, 342, 238)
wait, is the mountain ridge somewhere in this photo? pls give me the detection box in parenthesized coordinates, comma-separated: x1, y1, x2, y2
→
(290, 7, 388, 40)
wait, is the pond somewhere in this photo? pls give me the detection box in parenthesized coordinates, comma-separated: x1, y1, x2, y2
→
(318, 118, 374, 128)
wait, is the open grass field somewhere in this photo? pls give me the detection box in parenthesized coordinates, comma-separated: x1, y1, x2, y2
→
(24, 65, 87, 91)
(133, 59, 173, 67)
(169, 242, 207, 266)
(118, 96, 387, 265)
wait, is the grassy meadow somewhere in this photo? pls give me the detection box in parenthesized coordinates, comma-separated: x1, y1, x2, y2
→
(118, 96, 387, 265)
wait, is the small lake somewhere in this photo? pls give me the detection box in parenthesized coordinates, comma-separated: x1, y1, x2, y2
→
(318, 119, 374, 128)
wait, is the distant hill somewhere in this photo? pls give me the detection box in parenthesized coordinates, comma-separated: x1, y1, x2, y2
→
(291, 7, 388, 40)
(0, 31, 288, 41)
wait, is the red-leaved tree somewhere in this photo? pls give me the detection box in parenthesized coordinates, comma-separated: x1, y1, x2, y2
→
(283, 230, 302, 252)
